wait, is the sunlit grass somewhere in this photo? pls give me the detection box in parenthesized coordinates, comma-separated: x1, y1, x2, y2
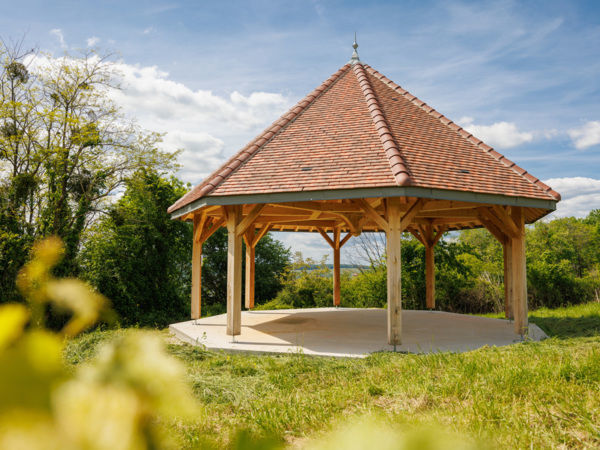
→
(65, 302, 600, 448)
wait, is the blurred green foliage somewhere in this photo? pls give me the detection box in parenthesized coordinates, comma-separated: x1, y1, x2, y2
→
(0, 237, 200, 449)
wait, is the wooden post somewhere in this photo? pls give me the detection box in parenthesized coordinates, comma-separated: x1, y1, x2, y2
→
(386, 197, 402, 346)
(316, 227, 352, 307)
(191, 215, 203, 319)
(503, 240, 514, 319)
(244, 228, 256, 309)
(226, 205, 243, 336)
(425, 244, 435, 309)
(333, 228, 341, 307)
(510, 207, 528, 335)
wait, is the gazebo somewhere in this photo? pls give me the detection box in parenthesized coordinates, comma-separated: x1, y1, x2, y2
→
(168, 42, 560, 347)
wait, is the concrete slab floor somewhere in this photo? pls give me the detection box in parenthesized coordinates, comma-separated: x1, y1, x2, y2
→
(169, 308, 547, 358)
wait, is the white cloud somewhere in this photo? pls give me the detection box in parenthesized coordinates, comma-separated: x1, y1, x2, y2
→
(544, 177, 600, 218)
(23, 53, 292, 185)
(568, 121, 600, 149)
(108, 61, 291, 184)
(273, 232, 332, 262)
(143, 27, 155, 35)
(86, 36, 100, 47)
(458, 117, 533, 149)
(50, 29, 66, 48)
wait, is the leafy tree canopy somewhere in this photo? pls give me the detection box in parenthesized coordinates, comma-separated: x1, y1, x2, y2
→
(0, 42, 176, 302)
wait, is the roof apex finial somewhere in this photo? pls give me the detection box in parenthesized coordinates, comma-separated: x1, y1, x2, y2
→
(350, 32, 360, 65)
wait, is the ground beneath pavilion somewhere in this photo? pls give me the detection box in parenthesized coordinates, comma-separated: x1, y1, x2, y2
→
(169, 308, 547, 358)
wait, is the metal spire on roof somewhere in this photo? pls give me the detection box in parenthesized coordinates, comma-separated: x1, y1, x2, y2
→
(349, 32, 360, 65)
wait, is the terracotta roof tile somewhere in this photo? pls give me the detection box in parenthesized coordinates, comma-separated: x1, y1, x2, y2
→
(168, 61, 560, 214)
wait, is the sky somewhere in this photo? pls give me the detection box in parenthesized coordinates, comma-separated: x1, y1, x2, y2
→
(2, 0, 599, 262)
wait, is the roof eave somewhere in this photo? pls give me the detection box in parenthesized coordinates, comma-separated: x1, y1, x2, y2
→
(169, 186, 557, 220)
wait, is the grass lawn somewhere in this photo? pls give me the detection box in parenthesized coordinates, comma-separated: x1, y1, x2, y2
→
(65, 302, 600, 449)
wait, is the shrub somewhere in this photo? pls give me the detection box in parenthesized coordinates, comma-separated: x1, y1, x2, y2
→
(261, 254, 332, 309)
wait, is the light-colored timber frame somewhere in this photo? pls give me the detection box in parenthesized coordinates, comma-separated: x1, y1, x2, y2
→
(182, 191, 554, 345)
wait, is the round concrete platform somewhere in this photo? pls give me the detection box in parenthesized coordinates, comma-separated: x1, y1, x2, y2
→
(169, 308, 547, 358)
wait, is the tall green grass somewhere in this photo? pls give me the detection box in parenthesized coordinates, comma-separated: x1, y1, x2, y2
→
(65, 302, 600, 448)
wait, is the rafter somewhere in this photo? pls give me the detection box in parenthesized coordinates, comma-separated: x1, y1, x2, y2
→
(316, 227, 335, 248)
(491, 205, 520, 237)
(251, 223, 272, 247)
(356, 198, 388, 231)
(400, 198, 427, 231)
(199, 216, 225, 244)
(235, 204, 265, 236)
(409, 229, 426, 246)
(339, 232, 352, 248)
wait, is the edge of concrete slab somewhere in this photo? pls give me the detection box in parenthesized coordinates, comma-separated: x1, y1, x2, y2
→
(169, 308, 548, 358)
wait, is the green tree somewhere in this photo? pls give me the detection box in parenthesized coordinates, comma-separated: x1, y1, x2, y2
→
(80, 171, 291, 325)
(201, 228, 291, 315)
(0, 44, 175, 302)
(258, 253, 332, 310)
(79, 170, 191, 327)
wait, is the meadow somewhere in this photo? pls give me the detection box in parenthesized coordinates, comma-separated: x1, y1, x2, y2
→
(65, 302, 600, 449)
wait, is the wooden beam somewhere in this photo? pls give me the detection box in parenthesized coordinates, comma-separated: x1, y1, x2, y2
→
(193, 213, 207, 243)
(235, 204, 265, 236)
(199, 217, 225, 243)
(335, 212, 363, 236)
(191, 215, 203, 319)
(277, 201, 364, 213)
(417, 208, 479, 218)
(420, 200, 477, 212)
(225, 205, 243, 335)
(479, 216, 507, 245)
(252, 223, 272, 248)
(400, 198, 427, 231)
(409, 229, 426, 246)
(510, 207, 528, 335)
(258, 218, 339, 227)
(477, 207, 513, 239)
(316, 227, 335, 248)
(432, 225, 447, 246)
(356, 199, 389, 231)
(491, 206, 520, 238)
(339, 232, 352, 248)
(386, 197, 403, 345)
(245, 228, 255, 309)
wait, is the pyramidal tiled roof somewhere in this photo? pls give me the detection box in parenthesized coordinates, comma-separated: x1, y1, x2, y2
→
(168, 62, 560, 214)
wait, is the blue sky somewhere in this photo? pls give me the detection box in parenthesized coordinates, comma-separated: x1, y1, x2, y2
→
(3, 0, 599, 261)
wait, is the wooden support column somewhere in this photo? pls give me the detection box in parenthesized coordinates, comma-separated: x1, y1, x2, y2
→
(191, 215, 204, 319)
(190, 215, 227, 319)
(510, 207, 528, 335)
(416, 223, 445, 310)
(242, 223, 273, 310)
(316, 227, 353, 307)
(244, 228, 256, 309)
(425, 244, 435, 310)
(503, 240, 513, 319)
(479, 207, 514, 321)
(225, 205, 243, 336)
(333, 228, 341, 307)
(386, 198, 402, 346)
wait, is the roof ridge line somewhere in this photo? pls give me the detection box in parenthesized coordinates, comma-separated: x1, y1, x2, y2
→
(167, 64, 353, 213)
(362, 65, 561, 201)
(353, 63, 411, 186)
